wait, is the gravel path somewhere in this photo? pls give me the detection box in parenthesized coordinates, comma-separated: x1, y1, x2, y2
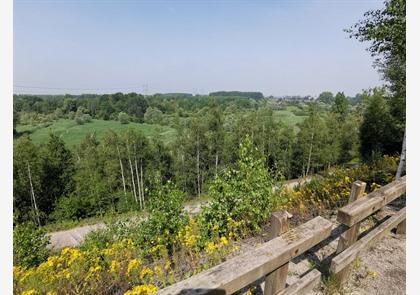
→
(47, 202, 206, 250)
(47, 176, 313, 250)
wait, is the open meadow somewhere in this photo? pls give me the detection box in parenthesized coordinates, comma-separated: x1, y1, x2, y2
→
(16, 119, 177, 148)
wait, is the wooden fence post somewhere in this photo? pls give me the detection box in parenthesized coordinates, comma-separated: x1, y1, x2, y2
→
(396, 219, 406, 234)
(334, 180, 366, 284)
(264, 211, 292, 295)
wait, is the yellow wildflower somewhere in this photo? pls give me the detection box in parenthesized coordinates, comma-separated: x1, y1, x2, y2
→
(139, 267, 153, 279)
(86, 265, 102, 280)
(56, 268, 72, 279)
(205, 242, 217, 254)
(109, 260, 120, 273)
(124, 284, 158, 295)
(220, 236, 228, 246)
(153, 265, 163, 277)
(127, 259, 141, 274)
(13, 266, 24, 278)
(22, 290, 39, 295)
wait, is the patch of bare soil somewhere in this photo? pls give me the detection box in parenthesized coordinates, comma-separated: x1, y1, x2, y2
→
(340, 233, 406, 295)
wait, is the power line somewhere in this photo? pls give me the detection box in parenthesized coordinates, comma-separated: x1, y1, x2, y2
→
(13, 84, 146, 91)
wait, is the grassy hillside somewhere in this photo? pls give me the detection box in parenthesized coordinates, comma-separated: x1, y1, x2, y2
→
(273, 106, 307, 127)
(16, 119, 177, 148)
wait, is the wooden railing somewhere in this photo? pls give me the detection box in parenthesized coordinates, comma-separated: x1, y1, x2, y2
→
(157, 176, 406, 295)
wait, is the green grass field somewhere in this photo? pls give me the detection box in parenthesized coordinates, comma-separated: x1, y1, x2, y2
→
(16, 119, 177, 148)
(273, 106, 307, 127)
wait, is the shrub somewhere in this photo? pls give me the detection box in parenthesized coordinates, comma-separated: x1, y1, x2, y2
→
(68, 111, 76, 120)
(199, 136, 274, 237)
(51, 194, 87, 221)
(140, 179, 187, 251)
(13, 222, 50, 267)
(119, 112, 130, 124)
(13, 240, 159, 295)
(82, 114, 92, 123)
(144, 107, 163, 124)
(75, 116, 84, 125)
(278, 155, 400, 217)
(82, 178, 187, 253)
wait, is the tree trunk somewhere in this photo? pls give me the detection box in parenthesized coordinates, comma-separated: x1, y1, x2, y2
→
(306, 130, 315, 177)
(127, 143, 138, 203)
(396, 130, 406, 179)
(262, 123, 266, 155)
(215, 152, 219, 177)
(135, 159, 143, 209)
(140, 160, 145, 208)
(27, 161, 40, 226)
(196, 135, 201, 197)
(181, 153, 186, 192)
(117, 146, 127, 200)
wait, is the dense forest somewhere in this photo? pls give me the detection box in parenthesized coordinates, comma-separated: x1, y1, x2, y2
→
(13, 88, 404, 226)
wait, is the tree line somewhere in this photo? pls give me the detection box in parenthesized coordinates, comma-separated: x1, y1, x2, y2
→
(14, 87, 405, 226)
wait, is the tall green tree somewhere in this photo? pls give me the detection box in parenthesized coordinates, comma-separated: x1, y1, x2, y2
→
(54, 133, 109, 219)
(347, 0, 405, 173)
(13, 136, 42, 225)
(317, 91, 334, 104)
(293, 103, 331, 176)
(359, 89, 397, 161)
(39, 134, 75, 216)
(332, 92, 349, 121)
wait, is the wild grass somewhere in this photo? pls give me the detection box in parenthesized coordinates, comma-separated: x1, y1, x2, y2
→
(42, 210, 146, 232)
(16, 119, 177, 148)
(273, 106, 307, 129)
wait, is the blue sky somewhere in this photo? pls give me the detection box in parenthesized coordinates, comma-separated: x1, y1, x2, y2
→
(14, 0, 384, 97)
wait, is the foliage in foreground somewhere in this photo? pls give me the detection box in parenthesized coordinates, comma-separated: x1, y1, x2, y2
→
(13, 139, 399, 295)
(14, 136, 267, 294)
(13, 222, 50, 268)
(14, 225, 239, 295)
(200, 136, 274, 237)
(277, 155, 399, 218)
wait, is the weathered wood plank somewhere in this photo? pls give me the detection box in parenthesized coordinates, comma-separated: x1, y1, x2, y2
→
(334, 181, 367, 285)
(265, 211, 291, 295)
(277, 269, 321, 295)
(157, 216, 333, 295)
(337, 176, 406, 227)
(396, 219, 406, 234)
(336, 181, 366, 254)
(331, 207, 406, 274)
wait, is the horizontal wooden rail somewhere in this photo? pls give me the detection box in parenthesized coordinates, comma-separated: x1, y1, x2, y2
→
(157, 216, 333, 295)
(337, 176, 406, 227)
(277, 269, 321, 295)
(331, 207, 406, 274)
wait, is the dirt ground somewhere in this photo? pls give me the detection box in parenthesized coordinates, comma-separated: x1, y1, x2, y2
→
(47, 202, 206, 249)
(340, 233, 406, 295)
(233, 206, 406, 295)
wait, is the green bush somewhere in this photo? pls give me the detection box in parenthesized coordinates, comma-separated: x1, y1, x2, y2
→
(82, 114, 92, 123)
(81, 179, 187, 253)
(75, 116, 84, 125)
(51, 194, 86, 221)
(13, 222, 50, 267)
(118, 112, 130, 124)
(199, 136, 274, 237)
(141, 179, 187, 251)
